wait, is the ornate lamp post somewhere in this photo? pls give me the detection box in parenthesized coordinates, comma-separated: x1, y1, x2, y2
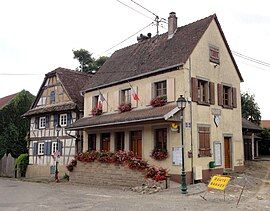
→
(177, 95, 187, 194)
(55, 124, 61, 183)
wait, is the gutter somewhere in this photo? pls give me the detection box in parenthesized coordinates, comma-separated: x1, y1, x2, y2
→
(81, 63, 183, 95)
(67, 116, 165, 130)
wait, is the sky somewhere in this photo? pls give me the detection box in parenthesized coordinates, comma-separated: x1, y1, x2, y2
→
(0, 0, 269, 118)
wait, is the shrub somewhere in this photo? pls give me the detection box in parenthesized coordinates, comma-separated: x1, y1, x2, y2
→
(16, 153, 29, 177)
(150, 149, 168, 160)
(146, 166, 168, 182)
(91, 107, 102, 116)
(118, 103, 132, 113)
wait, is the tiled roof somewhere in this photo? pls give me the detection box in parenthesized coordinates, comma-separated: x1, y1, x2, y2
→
(242, 118, 262, 131)
(23, 102, 76, 117)
(0, 93, 18, 109)
(261, 120, 270, 129)
(68, 103, 176, 130)
(29, 67, 92, 114)
(83, 14, 243, 93)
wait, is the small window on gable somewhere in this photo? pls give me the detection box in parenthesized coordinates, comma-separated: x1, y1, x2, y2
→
(120, 88, 131, 104)
(154, 81, 167, 98)
(50, 91, 56, 104)
(209, 46, 220, 64)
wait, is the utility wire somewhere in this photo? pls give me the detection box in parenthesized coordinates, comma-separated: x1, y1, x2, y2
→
(102, 22, 154, 54)
(232, 51, 270, 68)
(115, 0, 153, 21)
(130, 0, 158, 17)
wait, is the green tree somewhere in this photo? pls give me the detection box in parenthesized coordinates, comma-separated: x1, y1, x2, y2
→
(72, 49, 108, 73)
(241, 92, 261, 125)
(0, 90, 35, 159)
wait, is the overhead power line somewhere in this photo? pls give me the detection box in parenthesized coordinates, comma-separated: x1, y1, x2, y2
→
(0, 73, 42, 76)
(102, 22, 154, 54)
(232, 51, 270, 68)
(115, 0, 153, 21)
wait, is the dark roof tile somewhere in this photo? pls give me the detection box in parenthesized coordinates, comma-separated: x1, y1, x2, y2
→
(0, 93, 18, 109)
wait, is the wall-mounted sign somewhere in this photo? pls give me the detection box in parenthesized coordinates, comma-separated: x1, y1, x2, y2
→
(214, 115, 221, 127)
(213, 141, 222, 166)
(171, 123, 179, 132)
(172, 147, 182, 165)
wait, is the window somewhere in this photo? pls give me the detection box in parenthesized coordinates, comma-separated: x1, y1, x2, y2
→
(198, 126, 211, 157)
(52, 142, 58, 154)
(38, 142, 45, 155)
(209, 46, 220, 64)
(100, 133, 110, 151)
(154, 128, 167, 150)
(115, 132, 125, 151)
(120, 89, 131, 104)
(92, 95, 99, 108)
(37, 97, 46, 106)
(197, 80, 209, 104)
(218, 84, 237, 108)
(39, 117, 46, 129)
(223, 86, 232, 107)
(59, 114, 67, 127)
(50, 91, 56, 104)
(154, 81, 167, 98)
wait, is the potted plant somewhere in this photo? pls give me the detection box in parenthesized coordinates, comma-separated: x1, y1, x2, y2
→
(118, 103, 132, 113)
(150, 96, 167, 107)
(151, 148, 168, 160)
(91, 106, 102, 116)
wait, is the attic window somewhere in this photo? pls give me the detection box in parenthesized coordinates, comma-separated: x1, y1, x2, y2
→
(50, 91, 55, 104)
(209, 46, 220, 64)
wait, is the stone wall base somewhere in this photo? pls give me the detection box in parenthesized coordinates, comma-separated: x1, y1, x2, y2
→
(26, 164, 68, 179)
(70, 161, 146, 187)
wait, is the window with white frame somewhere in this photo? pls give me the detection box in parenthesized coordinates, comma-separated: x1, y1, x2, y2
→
(52, 142, 58, 154)
(38, 142, 45, 155)
(59, 114, 67, 127)
(39, 117, 46, 129)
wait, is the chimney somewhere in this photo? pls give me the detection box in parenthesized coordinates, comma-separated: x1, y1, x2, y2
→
(168, 12, 177, 39)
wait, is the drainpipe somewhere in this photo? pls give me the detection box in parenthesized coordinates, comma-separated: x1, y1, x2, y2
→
(188, 57, 194, 184)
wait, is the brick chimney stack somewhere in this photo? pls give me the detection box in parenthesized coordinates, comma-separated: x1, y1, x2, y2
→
(168, 12, 177, 39)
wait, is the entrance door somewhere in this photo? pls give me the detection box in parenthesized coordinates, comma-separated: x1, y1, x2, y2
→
(101, 133, 110, 151)
(130, 131, 142, 158)
(224, 137, 231, 169)
(244, 139, 252, 160)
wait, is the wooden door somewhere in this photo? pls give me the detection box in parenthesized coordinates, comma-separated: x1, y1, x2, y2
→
(224, 137, 231, 169)
(130, 131, 142, 158)
(101, 133, 110, 151)
(244, 139, 252, 160)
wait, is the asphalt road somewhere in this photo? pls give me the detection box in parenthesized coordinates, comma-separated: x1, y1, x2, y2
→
(0, 177, 269, 211)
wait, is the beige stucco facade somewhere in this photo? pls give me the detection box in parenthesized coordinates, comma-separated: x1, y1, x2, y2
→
(81, 19, 244, 182)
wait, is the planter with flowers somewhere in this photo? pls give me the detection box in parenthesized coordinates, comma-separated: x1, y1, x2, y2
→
(150, 96, 167, 107)
(118, 103, 132, 113)
(91, 106, 102, 116)
(150, 149, 168, 161)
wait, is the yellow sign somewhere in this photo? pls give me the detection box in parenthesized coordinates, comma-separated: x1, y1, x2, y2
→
(171, 123, 179, 132)
(208, 175, 230, 191)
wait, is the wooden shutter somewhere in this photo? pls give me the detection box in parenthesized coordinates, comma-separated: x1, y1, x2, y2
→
(45, 115, 50, 128)
(34, 117, 39, 129)
(59, 141, 63, 156)
(47, 142, 52, 155)
(103, 93, 108, 112)
(67, 112, 72, 126)
(54, 114, 59, 127)
(232, 87, 237, 108)
(228, 87, 233, 108)
(191, 77, 198, 102)
(33, 142, 38, 155)
(217, 84, 223, 106)
(146, 83, 153, 105)
(44, 142, 48, 155)
(167, 78, 175, 102)
(131, 86, 138, 108)
(114, 90, 120, 110)
(209, 82, 215, 105)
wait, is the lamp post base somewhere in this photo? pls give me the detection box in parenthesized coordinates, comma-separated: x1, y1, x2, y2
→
(180, 171, 188, 194)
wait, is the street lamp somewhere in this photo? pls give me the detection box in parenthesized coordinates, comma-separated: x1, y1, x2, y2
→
(177, 95, 187, 194)
(55, 124, 61, 183)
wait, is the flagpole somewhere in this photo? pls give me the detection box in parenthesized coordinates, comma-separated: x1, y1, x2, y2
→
(128, 81, 142, 106)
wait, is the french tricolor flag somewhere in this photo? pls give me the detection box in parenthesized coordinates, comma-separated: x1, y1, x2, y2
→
(131, 88, 139, 101)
